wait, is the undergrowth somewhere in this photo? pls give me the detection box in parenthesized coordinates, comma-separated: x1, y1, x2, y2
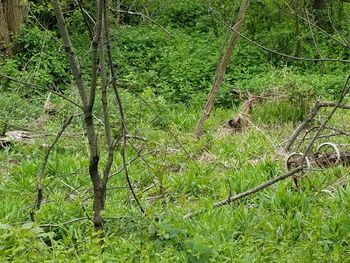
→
(1, 86, 350, 262)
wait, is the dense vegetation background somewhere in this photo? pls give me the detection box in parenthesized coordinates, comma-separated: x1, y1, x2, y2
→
(1, 0, 350, 261)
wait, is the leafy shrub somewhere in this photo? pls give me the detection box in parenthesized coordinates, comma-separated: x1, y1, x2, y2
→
(158, 0, 207, 29)
(2, 26, 71, 94)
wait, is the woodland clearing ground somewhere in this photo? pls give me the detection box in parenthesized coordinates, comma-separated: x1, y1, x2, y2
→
(1, 86, 350, 261)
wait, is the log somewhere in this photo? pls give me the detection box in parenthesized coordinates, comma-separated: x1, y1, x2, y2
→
(0, 130, 33, 148)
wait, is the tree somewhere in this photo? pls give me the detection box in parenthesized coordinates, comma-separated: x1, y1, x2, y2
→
(0, 0, 26, 55)
(194, 0, 250, 138)
(45, 0, 144, 231)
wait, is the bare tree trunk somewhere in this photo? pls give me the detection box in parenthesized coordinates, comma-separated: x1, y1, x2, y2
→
(194, 0, 250, 138)
(5, 0, 25, 40)
(0, 0, 10, 50)
(52, 0, 106, 230)
(92, 183, 105, 230)
(0, 0, 26, 54)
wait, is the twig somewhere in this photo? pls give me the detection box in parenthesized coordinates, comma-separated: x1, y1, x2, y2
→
(75, 0, 94, 39)
(108, 150, 146, 179)
(104, 4, 145, 214)
(122, 84, 206, 177)
(0, 73, 83, 109)
(272, 0, 349, 49)
(326, 4, 350, 47)
(116, 9, 172, 37)
(305, 9, 322, 59)
(33, 114, 74, 214)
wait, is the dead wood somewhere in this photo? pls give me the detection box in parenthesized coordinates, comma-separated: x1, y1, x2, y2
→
(284, 101, 350, 152)
(194, 0, 250, 138)
(221, 96, 255, 133)
(185, 76, 350, 219)
(314, 151, 350, 168)
(0, 130, 34, 148)
(184, 167, 303, 219)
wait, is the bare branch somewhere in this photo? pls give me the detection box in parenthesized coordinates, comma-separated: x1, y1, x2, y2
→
(116, 9, 172, 37)
(0, 73, 83, 109)
(285, 101, 350, 152)
(87, 0, 104, 113)
(39, 217, 90, 228)
(33, 114, 74, 215)
(273, 0, 350, 49)
(75, 0, 94, 39)
(300, 77, 350, 163)
(100, 6, 114, 185)
(104, 2, 144, 213)
(184, 167, 303, 219)
(51, 0, 88, 105)
(305, 9, 322, 59)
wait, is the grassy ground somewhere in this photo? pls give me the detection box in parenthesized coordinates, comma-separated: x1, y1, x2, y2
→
(1, 80, 350, 262)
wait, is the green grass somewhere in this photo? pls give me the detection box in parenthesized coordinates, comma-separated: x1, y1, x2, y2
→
(1, 82, 350, 262)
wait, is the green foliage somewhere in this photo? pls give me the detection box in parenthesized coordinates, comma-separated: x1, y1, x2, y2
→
(158, 0, 208, 29)
(0, 223, 54, 261)
(0, 26, 70, 95)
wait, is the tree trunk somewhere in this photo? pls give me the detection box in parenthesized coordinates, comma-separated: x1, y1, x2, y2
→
(93, 184, 105, 230)
(0, 0, 10, 50)
(194, 0, 250, 138)
(0, 0, 26, 54)
(52, 0, 106, 231)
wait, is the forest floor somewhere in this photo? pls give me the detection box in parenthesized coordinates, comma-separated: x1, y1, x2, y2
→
(1, 82, 350, 262)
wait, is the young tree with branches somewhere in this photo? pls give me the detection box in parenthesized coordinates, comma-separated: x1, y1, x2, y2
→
(38, 0, 144, 231)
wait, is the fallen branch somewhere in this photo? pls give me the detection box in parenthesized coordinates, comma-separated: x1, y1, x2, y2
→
(184, 167, 303, 219)
(0, 130, 34, 148)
